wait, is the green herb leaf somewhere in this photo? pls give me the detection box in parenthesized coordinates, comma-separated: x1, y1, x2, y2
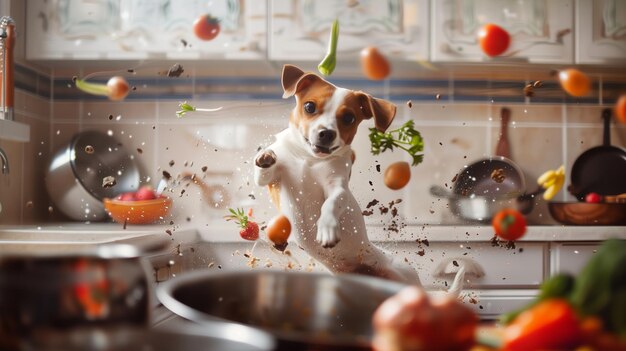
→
(176, 101, 196, 118)
(368, 120, 424, 166)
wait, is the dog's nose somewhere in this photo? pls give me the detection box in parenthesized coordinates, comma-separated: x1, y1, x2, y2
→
(317, 129, 337, 145)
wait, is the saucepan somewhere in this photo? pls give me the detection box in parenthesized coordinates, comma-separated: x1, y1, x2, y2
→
(431, 108, 541, 221)
(22, 323, 275, 351)
(45, 130, 142, 221)
(0, 236, 168, 351)
(158, 270, 408, 350)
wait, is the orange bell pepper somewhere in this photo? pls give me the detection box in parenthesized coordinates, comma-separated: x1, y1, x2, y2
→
(503, 299, 581, 351)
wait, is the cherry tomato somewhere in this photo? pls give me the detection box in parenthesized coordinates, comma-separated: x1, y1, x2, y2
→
(384, 161, 411, 190)
(559, 69, 591, 97)
(360, 46, 390, 81)
(135, 186, 157, 201)
(492, 208, 527, 241)
(503, 299, 580, 351)
(615, 94, 626, 125)
(585, 192, 603, 203)
(193, 14, 220, 41)
(266, 214, 291, 245)
(478, 23, 510, 57)
(106, 76, 129, 101)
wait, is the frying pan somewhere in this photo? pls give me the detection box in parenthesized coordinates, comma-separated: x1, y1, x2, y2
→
(569, 108, 626, 200)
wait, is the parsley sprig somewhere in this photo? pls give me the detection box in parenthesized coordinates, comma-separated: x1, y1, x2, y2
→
(369, 120, 424, 166)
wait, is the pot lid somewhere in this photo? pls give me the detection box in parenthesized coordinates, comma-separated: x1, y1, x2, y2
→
(70, 131, 141, 200)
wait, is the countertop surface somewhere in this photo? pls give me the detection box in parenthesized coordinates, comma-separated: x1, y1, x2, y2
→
(1, 222, 624, 244)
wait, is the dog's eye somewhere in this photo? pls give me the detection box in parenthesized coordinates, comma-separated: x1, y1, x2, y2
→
(304, 101, 316, 114)
(341, 113, 356, 126)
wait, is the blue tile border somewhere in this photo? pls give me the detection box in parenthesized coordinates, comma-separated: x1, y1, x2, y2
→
(14, 63, 626, 104)
(14, 64, 51, 99)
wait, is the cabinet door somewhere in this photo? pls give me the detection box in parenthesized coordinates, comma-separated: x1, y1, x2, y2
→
(576, 0, 626, 64)
(550, 242, 599, 276)
(431, 0, 574, 63)
(26, 0, 266, 60)
(269, 0, 429, 61)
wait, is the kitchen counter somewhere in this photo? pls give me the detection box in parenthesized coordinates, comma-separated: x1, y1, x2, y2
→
(1, 222, 623, 246)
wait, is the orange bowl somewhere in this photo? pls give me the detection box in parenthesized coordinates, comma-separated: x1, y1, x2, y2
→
(103, 197, 172, 225)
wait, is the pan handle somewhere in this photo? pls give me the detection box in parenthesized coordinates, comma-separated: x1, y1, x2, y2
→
(429, 185, 454, 199)
(602, 108, 612, 146)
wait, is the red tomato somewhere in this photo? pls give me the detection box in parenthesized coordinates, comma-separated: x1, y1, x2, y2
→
(615, 94, 626, 125)
(585, 192, 603, 203)
(117, 192, 137, 201)
(492, 208, 527, 241)
(559, 69, 591, 97)
(360, 46, 391, 81)
(504, 299, 581, 351)
(266, 214, 291, 245)
(106, 76, 129, 101)
(193, 15, 221, 41)
(135, 186, 157, 201)
(478, 23, 510, 57)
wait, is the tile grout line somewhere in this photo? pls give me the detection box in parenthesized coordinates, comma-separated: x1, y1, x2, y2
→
(20, 142, 25, 224)
(561, 103, 568, 202)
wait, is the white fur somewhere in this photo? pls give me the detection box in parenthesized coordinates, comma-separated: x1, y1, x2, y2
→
(254, 90, 420, 284)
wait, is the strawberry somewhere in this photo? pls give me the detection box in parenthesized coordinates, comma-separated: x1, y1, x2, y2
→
(225, 208, 259, 241)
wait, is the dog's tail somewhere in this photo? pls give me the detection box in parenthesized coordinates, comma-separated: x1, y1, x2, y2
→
(267, 181, 281, 211)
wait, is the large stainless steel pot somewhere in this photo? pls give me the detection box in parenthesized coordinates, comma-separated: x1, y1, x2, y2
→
(45, 130, 141, 221)
(430, 184, 539, 222)
(22, 323, 275, 351)
(158, 270, 408, 350)
(0, 237, 168, 351)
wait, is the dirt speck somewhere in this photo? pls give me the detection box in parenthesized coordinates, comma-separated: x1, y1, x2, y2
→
(102, 176, 116, 188)
(167, 63, 184, 78)
(491, 168, 506, 183)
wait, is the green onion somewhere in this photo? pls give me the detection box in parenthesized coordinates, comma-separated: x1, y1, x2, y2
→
(318, 19, 339, 76)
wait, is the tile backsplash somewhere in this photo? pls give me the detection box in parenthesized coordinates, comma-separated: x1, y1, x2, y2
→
(1, 63, 625, 227)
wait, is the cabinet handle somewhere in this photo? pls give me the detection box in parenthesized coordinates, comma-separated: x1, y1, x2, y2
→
(432, 257, 485, 278)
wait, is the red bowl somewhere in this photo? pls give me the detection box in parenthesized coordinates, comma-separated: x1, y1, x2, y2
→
(103, 197, 172, 225)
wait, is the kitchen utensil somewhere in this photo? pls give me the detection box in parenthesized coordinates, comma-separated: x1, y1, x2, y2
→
(0, 16, 15, 121)
(430, 185, 539, 221)
(158, 270, 407, 350)
(495, 106, 511, 158)
(103, 196, 172, 224)
(23, 323, 275, 351)
(434, 107, 536, 221)
(453, 108, 526, 199)
(45, 130, 142, 221)
(548, 202, 626, 225)
(0, 236, 169, 350)
(569, 108, 626, 200)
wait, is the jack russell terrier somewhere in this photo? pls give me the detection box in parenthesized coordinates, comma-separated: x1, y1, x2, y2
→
(254, 65, 420, 284)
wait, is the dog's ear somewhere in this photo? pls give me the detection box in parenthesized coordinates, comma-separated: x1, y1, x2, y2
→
(357, 92, 396, 132)
(281, 64, 321, 99)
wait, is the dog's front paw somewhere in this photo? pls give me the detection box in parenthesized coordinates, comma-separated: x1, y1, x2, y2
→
(255, 150, 277, 168)
(316, 215, 340, 248)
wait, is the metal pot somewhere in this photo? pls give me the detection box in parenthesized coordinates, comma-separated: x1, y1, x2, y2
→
(21, 323, 275, 351)
(45, 130, 141, 221)
(158, 270, 407, 351)
(0, 237, 168, 351)
(430, 185, 539, 222)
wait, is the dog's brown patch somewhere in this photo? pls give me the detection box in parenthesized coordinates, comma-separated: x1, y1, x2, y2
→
(290, 79, 336, 141)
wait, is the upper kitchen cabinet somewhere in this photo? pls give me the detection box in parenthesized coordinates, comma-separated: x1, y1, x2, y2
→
(576, 0, 626, 64)
(268, 0, 429, 61)
(431, 0, 574, 64)
(25, 0, 266, 60)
